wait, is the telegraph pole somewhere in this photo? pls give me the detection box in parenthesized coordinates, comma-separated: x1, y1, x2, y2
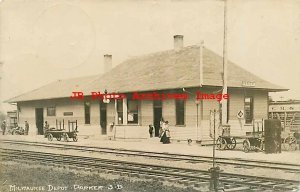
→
(209, 1, 228, 191)
(222, 0, 228, 125)
(0, 62, 3, 112)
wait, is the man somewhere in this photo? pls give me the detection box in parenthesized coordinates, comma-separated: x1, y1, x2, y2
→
(25, 121, 29, 135)
(44, 121, 49, 138)
(1, 120, 6, 135)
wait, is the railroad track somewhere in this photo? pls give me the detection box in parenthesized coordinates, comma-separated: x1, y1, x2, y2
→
(0, 148, 298, 192)
(1, 139, 300, 173)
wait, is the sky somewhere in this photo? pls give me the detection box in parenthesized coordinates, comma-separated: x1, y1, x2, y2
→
(0, 0, 299, 112)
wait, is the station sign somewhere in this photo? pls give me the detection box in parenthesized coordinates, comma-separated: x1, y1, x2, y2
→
(269, 104, 300, 112)
(242, 81, 256, 87)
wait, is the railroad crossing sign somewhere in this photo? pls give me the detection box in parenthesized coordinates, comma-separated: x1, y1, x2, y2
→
(237, 110, 244, 119)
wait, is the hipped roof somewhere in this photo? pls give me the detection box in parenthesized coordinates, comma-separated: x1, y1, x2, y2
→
(7, 45, 287, 103)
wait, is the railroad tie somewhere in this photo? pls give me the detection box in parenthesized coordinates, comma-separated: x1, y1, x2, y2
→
(178, 179, 189, 184)
(194, 182, 209, 188)
(184, 180, 198, 186)
(224, 186, 250, 192)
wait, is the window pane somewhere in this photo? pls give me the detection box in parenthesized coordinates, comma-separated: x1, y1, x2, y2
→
(117, 100, 123, 112)
(84, 101, 90, 124)
(128, 100, 138, 124)
(47, 107, 56, 116)
(176, 100, 185, 125)
(244, 97, 253, 124)
(117, 100, 123, 124)
(128, 100, 138, 112)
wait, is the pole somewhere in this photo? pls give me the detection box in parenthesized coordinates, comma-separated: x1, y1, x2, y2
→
(197, 103, 199, 140)
(0, 62, 3, 112)
(213, 109, 216, 168)
(199, 40, 204, 87)
(209, 109, 219, 192)
(222, 0, 228, 125)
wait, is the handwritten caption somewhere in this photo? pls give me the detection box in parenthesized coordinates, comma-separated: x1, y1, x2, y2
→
(9, 184, 123, 191)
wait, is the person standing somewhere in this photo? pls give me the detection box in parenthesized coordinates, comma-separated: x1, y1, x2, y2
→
(149, 125, 154, 138)
(44, 121, 49, 138)
(159, 117, 165, 138)
(1, 120, 6, 135)
(25, 121, 29, 135)
(160, 121, 170, 144)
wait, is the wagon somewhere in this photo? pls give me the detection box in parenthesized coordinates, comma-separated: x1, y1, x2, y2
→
(216, 120, 264, 152)
(46, 120, 78, 142)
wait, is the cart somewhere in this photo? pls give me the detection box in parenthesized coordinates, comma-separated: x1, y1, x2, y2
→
(241, 132, 264, 153)
(46, 120, 78, 142)
(216, 119, 264, 152)
(216, 125, 237, 150)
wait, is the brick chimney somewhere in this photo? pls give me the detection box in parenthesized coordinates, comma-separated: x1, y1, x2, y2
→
(174, 35, 184, 51)
(104, 54, 112, 73)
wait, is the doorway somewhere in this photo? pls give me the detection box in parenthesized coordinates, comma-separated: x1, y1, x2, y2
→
(35, 108, 44, 135)
(153, 100, 162, 137)
(100, 101, 107, 135)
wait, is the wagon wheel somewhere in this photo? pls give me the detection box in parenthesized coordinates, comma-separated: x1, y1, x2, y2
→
(47, 133, 53, 141)
(63, 133, 69, 142)
(283, 136, 297, 151)
(243, 139, 251, 153)
(216, 137, 227, 150)
(226, 138, 237, 150)
(56, 134, 61, 141)
(73, 133, 78, 142)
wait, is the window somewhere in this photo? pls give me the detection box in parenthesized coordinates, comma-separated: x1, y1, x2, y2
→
(117, 99, 123, 124)
(47, 107, 56, 116)
(84, 101, 90, 124)
(176, 100, 185, 125)
(127, 100, 139, 124)
(244, 96, 253, 124)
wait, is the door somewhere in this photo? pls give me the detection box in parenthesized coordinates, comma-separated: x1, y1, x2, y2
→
(153, 100, 162, 137)
(100, 101, 107, 135)
(35, 108, 44, 135)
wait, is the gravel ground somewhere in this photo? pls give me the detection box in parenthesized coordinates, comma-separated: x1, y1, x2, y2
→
(0, 162, 205, 192)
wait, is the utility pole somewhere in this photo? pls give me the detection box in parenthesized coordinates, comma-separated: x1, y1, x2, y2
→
(0, 62, 3, 112)
(199, 40, 204, 87)
(222, 0, 228, 125)
(196, 40, 204, 141)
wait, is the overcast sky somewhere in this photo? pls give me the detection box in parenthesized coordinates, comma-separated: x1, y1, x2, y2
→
(0, 0, 299, 111)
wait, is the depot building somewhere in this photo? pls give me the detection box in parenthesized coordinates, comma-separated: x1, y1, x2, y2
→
(6, 35, 287, 140)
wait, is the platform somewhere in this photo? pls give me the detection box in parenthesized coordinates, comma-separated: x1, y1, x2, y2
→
(0, 134, 299, 165)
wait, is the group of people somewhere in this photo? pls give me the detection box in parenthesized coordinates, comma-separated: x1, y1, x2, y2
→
(149, 118, 171, 144)
(159, 119, 171, 144)
(1, 120, 29, 135)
